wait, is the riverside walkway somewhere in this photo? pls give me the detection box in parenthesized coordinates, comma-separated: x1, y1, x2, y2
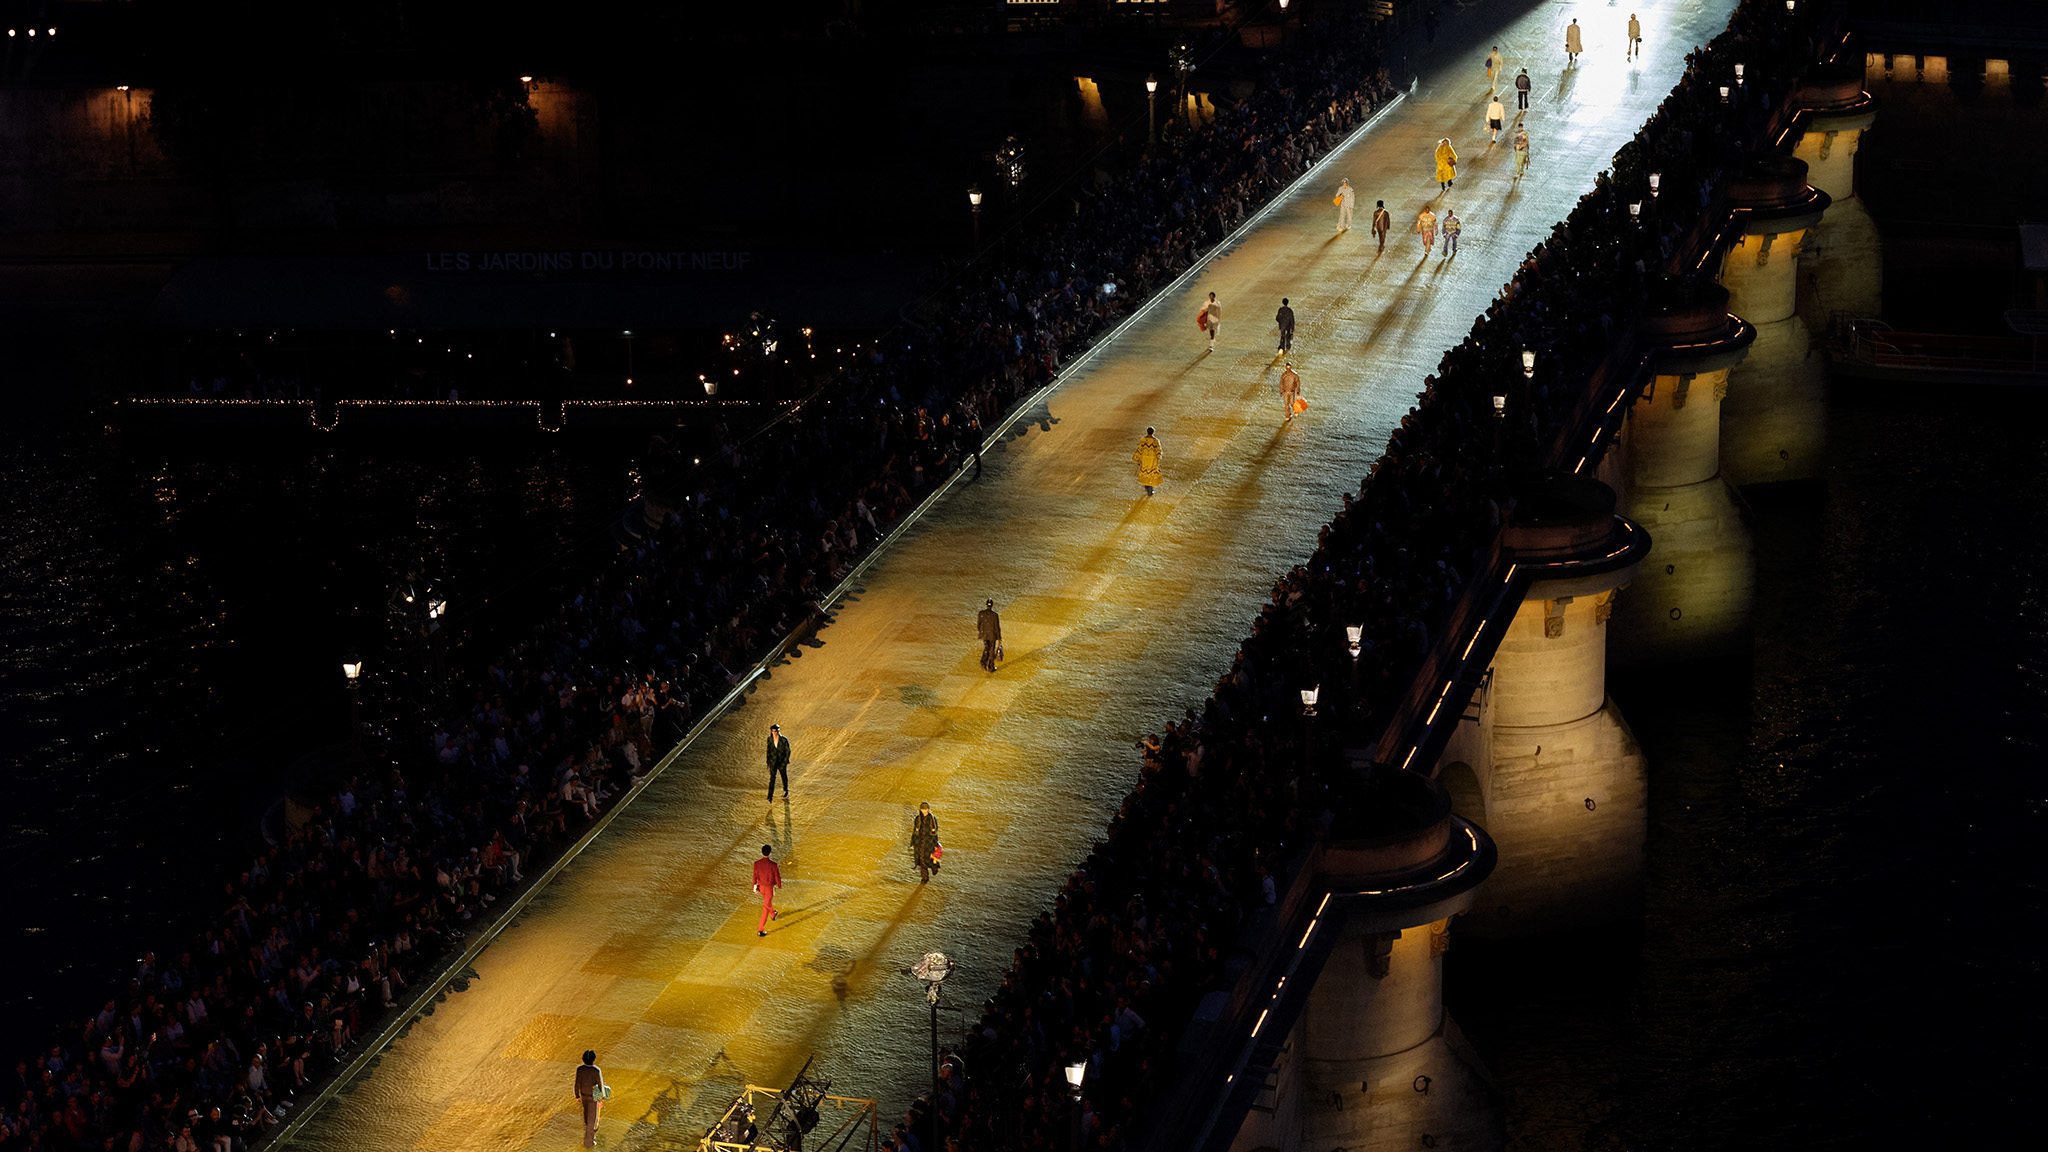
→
(292, 4, 1737, 1148)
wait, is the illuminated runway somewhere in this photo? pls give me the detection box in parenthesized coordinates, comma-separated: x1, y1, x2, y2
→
(291, 4, 1737, 1148)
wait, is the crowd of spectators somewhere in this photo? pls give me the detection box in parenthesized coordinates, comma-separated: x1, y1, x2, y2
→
(3, 3, 1829, 1151)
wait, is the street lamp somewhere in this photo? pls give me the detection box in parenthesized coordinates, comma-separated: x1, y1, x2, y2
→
(911, 952, 953, 1152)
(1492, 392, 1507, 416)
(968, 184, 983, 249)
(342, 652, 364, 742)
(1649, 171, 1662, 198)
(1299, 685, 1320, 716)
(1719, 84, 1730, 102)
(1734, 63, 1746, 88)
(1629, 201, 1642, 222)
(1346, 625, 1363, 659)
(1064, 1060, 1088, 1152)
(1146, 74, 1159, 144)
(1521, 349, 1537, 378)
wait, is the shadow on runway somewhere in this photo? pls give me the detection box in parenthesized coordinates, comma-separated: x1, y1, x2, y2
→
(620, 1072, 714, 1152)
(805, 942, 857, 1005)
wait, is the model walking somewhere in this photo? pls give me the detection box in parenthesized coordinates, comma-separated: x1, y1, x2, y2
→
(1487, 95, 1506, 143)
(1434, 138, 1458, 191)
(1371, 199, 1392, 253)
(1335, 178, 1355, 231)
(1486, 46, 1503, 92)
(1515, 67, 1531, 110)
(910, 802, 942, 883)
(1274, 297, 1296, 354)
(574, 1051, 608, 1149)
(1566, 18, 1583, 65)
(1416, 206, 1438, 253)
(1441, 209, 1462, 257)
(765, 723, 791, 802)
(1132, 428, 1163, 496)
(977, 599, 1003, 672)
(1198, 291, 1221, 351)
(751, 844, 781, 937)
(1627, 14, 1642, 59)
(1513, 122, 1531, 178)
(1278, 362, 1302, 422)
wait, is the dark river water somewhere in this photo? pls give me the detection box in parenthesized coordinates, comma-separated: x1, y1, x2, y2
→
(1447, 382, 2048, 1148)
(2, 375, 2042, 1146)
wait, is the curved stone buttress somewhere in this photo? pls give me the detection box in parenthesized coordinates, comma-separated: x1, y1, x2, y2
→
(1789, 60, 1882, 330)
(1467, 476, 1650, 936)
(1227, 775, 1502, 1152)
(1715, 156, 1831, 485)
(1609, 283, 1758, 665)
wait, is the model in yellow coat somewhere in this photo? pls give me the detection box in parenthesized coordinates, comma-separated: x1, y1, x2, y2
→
(1434, 138, 1459, 191)
(1132, 428, 1163, 496)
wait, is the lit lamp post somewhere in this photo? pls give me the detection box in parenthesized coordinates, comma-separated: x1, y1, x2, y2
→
(1719, 84, 1730, 103)
(968, 184, 983, 250)
(1649, 171, 1662, 199)
(1064, 1060, 1088, 1152)
(1145, 74, 1158, 144)
(1300, 684, 1320, 774)
(1734, 62, 1746, 90)
(1345, 625, 1365, 717)
(911, 951, 953, 1152)
(1520, 349, 1537, 450)
(341, 652, 364, 742)
(1629, 200, 1643, 223)
(115, 86, 136, 174)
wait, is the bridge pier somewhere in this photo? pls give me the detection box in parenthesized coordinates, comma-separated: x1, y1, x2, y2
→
(1608, 285, 1757, 666)
(1714, 157, 1831, 486)
(1449, 477, 1650, 937)
(1225, 777, 1500, 1152)
(1790, 62, 1882, 331)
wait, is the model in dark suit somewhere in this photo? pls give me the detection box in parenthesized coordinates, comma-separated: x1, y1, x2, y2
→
(766, 724, 791, 801)
(977, 600, 1003, 672)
